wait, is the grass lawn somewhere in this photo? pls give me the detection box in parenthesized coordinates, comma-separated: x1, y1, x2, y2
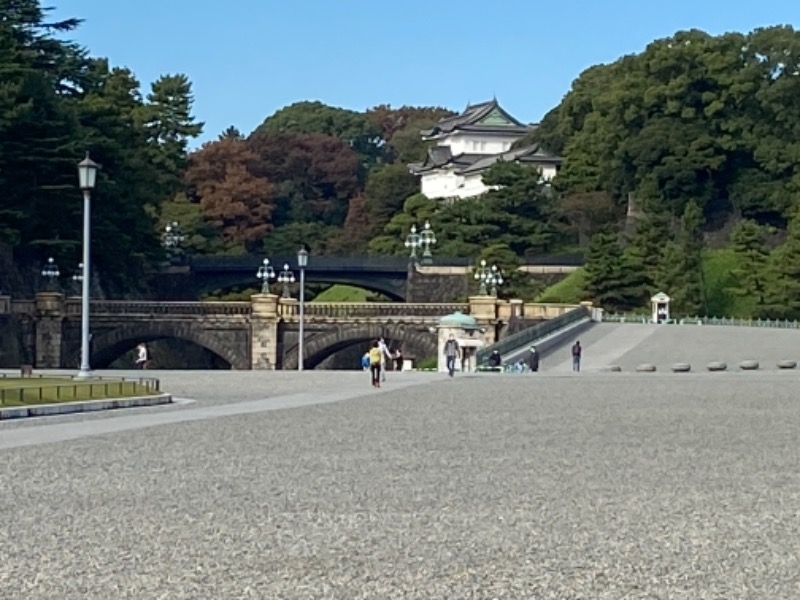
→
(0, 377, 157, 407)
(536, 269, 588, 304)
(532, 249, 762, 318)
(313, 285, 370, 302)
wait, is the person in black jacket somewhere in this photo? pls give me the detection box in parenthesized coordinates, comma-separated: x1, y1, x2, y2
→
(488, 350, 502, 370)
(528, 346, 540, 372)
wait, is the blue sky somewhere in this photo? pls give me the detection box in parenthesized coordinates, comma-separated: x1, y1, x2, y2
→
(56, 1, 797, 145)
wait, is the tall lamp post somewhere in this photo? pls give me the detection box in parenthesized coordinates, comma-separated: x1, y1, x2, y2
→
(256, 258, 275, 294)
(40, 257, 60, 291)
(277, 263, 296, 298)
(76, 152, 99, 379)
(420, 221, 437, 265)
(474, 259, 504, 296)
(404, 225, 421, 262)
(297, 247, 309, 371)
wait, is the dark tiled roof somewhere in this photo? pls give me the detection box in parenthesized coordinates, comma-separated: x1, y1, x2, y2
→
(409, 150, 486, 174)
(420, 99, 531, 137)
(456, 145, 563, 175)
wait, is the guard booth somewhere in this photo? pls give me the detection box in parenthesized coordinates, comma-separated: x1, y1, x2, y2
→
(435, 311, 486, 373)
(651, 292, 671, 324)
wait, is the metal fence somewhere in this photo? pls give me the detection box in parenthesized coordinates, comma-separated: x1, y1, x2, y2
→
(603, 313, 800, 329)
(0, 375, 160, 406)
(476, 306, 590, 364)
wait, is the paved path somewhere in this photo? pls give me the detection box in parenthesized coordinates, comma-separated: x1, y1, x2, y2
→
(546, 323, 660, 372)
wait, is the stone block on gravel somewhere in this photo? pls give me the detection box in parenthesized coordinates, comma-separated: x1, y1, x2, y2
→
(636, 363, 657, 372)
(739, 360, 760, 371)
(600, 365, 622, 372)
(777, 359, 797, 369)
(671, 363, 691, 372)
(706, 361, 727, 372)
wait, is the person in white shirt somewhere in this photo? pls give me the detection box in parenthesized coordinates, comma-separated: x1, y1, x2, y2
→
(135, 343, 149, 370)
(378, 337, 393, 382)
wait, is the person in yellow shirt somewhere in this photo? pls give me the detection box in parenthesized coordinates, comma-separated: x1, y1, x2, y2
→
(368, 340, 383, 388)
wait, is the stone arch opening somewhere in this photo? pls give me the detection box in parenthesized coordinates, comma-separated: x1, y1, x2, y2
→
(283, 323, 437, 370)
(78, 322, 248, 370)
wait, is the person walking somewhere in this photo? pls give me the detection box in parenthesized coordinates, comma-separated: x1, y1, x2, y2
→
(369, 341, 383, 388)
(528, 346, 540, 372)
(571, 341, 582, 372)
(378, 337, 393, 382)
(443, 334, 460, 377)
(135, 343, 149, 370)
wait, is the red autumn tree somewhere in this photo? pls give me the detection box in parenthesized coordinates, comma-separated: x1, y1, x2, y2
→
(247, 132, 362, 226)
(186, 138, 275, 251)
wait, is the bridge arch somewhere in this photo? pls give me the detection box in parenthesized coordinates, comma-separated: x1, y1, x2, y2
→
(283, 323, 437, 370)
(80, 321, 249, 370)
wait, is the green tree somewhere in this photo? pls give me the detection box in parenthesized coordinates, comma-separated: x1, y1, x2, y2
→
(729, 220, 771, 306)
(255, 101, 384, 166)
(762, 204, 800, 318)
(140, 74, 204, 196)
(539, 27, 800, 225)
(364, 164, 419, 235)
(584, 229, 645, 311)
(76, 59, 168, 289)
(624, 208, 673, 293)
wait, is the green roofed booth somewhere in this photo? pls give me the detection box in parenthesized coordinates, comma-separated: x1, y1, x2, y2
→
(435, 311, 487, 374)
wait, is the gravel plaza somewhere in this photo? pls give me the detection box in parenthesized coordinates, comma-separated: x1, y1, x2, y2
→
(2, 324, 800, 598)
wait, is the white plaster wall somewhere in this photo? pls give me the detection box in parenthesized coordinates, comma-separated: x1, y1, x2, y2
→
(439, 132, 525, 156)
(421, 170, 459, 199)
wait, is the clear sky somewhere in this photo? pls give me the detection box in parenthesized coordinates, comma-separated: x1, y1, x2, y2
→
(55, 0, 797, 145)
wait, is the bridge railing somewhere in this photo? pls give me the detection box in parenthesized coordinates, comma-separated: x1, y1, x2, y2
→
(288, 302, 470, 319)
(72, 301, 252, 317)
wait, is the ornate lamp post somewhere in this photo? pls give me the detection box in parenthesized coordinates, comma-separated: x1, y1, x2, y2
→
(277, 263, 296, 298)
(256, 258, 275, 294)
(71, 263, 83, 296)
(474, 259, 504, 296)
(76, 151, 100, 379)
(163, 221, 186, 249)
(420, 221, 436, 265)
(40, 257, 60, 291)
(297, 247, 309, 371)
(404, 225, 421, 262)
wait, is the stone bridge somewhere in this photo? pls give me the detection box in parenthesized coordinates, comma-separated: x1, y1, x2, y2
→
(151, 254, 583, 302)
(0, 293, 582, 371)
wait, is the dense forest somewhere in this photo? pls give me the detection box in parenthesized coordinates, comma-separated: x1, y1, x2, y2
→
(3, 2, 800, 316)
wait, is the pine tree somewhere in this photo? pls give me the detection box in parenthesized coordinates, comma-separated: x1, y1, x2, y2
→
(625, 209, 673, 293)
(584, 229, 646, 311)
(655, 201, 706, 315)
(762, 204, 800, 319)
(140, 74, 204, 196)
(729, 220, 770, 307)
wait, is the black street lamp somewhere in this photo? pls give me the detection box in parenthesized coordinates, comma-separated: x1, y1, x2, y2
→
(404, 225, 421, 261)
(420, 221, 437, 265)
(40, 257, 60, 290)
(256, 258, 275, 294)
(277, 263, 296, 298)
(71, 263, 83, 296)
(474, 259, 504, 296)
(163, 221, 186, 250)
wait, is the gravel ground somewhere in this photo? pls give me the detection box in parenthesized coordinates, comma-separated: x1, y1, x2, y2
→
(2, 368, 800, 598)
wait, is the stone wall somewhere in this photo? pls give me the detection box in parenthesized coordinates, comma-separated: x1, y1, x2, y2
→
(406, 267, 472, 303)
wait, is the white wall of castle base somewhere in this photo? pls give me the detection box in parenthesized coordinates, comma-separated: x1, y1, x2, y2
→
(421, 165, 558, 201)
